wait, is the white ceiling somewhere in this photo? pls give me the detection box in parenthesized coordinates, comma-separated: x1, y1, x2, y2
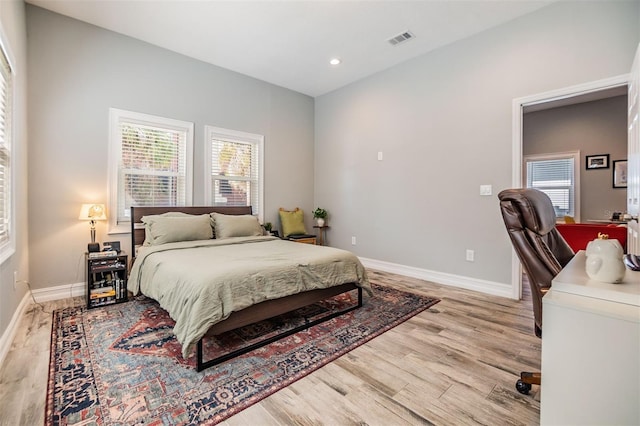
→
(26, 0, 556, 97)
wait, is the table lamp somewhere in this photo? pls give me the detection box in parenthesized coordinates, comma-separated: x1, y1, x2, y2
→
(79, 203, 107, 252)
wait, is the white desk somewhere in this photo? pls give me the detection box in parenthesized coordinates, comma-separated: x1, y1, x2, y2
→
(541, 251, 640, 425)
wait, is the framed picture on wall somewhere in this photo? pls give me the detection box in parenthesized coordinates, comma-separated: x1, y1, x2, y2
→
(586, 154, 609, 169)
(612, 160, 628, 188)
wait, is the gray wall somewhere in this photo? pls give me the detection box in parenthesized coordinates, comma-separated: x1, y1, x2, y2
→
(315, 1, 639, 287)
(0, 1, 29, 346)
(524, 95, 628, 221)
(26, 5, 315, 290)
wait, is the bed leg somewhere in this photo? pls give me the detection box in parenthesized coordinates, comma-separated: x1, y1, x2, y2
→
(358, 287, 363, 307)
(196, 339, 204, 372)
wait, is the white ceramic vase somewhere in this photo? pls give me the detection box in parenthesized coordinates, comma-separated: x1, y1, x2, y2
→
(316, 218, 325, 227)
(585, 236, 625, 283)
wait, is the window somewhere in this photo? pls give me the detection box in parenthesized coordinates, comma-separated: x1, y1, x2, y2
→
(109, 109, 193, 233)
(0, 35, 13, 263)
(524, 151, 580, 221)
(204, 126, 264, 221)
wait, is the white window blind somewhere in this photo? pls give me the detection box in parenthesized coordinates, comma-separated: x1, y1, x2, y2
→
(0, 42, 12, 251)
(204, 126, 264, 221)
(525, 152, 579, 220)
(109, 109, 193, 232)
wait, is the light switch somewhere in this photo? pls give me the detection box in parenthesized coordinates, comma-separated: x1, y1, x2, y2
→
(480, 185, 492, 196)
(377, 151, 383, 161)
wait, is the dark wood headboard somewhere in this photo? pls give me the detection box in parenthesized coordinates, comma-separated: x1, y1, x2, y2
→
(130, 206, 253, 255)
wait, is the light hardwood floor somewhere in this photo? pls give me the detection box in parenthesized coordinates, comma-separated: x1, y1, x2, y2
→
(0, 270, 540, 425)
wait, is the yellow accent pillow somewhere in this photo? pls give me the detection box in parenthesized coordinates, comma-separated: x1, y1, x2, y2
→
(279, 208, 306, 237)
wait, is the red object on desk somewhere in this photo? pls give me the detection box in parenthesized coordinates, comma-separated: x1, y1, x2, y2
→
(556, 223, 627, 252)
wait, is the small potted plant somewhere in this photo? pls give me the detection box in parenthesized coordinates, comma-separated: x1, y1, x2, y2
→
(263, 222, 273, 235)
(313, 207, 328, 227)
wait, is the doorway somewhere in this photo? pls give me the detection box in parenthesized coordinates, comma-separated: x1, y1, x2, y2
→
(510, 74, 630, 299)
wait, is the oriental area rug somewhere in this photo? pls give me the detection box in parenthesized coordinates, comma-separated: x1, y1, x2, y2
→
(46, 283, 439, 425)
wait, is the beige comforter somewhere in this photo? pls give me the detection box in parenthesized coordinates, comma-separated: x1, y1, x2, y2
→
(128, 236, 371, 358)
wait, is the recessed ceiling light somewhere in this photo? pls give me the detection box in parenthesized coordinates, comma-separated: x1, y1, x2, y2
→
(329, 58, 341, 66)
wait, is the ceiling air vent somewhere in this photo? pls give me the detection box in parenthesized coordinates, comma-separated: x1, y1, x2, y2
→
(387, 31, 415, 46)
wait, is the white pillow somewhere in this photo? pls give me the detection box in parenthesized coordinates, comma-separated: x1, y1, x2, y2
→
(211, 212, 264, 239)
(142, 213, 213, 245)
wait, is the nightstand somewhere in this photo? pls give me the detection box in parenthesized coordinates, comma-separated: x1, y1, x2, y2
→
(313, 225, 329, 246)
(86, 253, 128, 309)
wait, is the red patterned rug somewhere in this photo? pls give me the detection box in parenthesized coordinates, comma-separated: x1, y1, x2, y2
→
(46, 283, 439, 425)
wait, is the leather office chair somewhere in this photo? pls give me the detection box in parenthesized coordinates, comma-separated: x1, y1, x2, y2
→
(498, 188, 575, 394)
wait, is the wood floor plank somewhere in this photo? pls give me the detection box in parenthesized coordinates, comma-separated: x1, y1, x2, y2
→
(345, 382, 436, 425)
(435, 381, 531, 426)
(331, 349, 411, 397)
(306, 359, 367, 396)
(262, 382, 344, 425)
(392, 383, 468, 426)
(0, 270, 541, 425)
(222, 401, 280, 426)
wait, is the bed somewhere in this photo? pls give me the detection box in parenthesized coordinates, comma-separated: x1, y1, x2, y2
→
(128, 206, 371, 371)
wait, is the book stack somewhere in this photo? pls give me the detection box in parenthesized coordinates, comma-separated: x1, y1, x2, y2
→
(88, 250, 118, 259)
(90, 285, 116, 302)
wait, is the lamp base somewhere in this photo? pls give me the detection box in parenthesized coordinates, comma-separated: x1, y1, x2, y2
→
(87, 242, 100, 253)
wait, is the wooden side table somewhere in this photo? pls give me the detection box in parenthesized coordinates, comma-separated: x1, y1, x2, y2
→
(313, 225, 329, 246)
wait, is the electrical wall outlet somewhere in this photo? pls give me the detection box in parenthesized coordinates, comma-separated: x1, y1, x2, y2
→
(351, 236, 357, 245)
(480, 185, 492, 196)
(466, 249, 475, 262)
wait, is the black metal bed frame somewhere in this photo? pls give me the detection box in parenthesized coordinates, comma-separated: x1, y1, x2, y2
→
(196, 287, 363, 372)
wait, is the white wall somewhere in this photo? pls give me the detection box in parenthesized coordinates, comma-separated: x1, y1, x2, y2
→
(0, 0, 29, 349)
(315, 1, 640, 292)
(26, 6, 315, 291)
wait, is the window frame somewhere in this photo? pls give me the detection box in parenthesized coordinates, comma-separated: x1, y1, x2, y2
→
(108, 108, 194, 234)
(524, 151, 581, 222)
(204, 125, 264, 222)
(0, 27, 15, 265)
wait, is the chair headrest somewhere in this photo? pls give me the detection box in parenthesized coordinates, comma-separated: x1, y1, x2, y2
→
(498, 188, 557, 236)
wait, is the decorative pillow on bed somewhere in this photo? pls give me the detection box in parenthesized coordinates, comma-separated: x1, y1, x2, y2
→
(279, 207, 307, 237)
(142, 213, 213, 245)
(141, 212, 192, 246)
(211, 212, 264, 239)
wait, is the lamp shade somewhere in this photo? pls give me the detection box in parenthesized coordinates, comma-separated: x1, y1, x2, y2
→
(78, 203, 107, 221)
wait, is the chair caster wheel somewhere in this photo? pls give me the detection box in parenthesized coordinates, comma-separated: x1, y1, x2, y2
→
(516, 379, 531, 395)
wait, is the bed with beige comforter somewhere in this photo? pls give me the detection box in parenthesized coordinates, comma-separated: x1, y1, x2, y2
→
(128, 235, 371, 358)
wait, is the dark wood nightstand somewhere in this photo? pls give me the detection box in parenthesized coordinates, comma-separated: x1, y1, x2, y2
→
(86, 253, 128, 309)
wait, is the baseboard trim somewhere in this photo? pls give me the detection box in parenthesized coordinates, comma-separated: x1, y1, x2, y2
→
(0, 292, 32, 367)
(360, 257, 513, 299)
(31, 282, 85, 303)
(1, 282, 85, 367)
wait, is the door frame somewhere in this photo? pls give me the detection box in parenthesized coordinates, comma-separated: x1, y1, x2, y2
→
(510, 74, 630, 299)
